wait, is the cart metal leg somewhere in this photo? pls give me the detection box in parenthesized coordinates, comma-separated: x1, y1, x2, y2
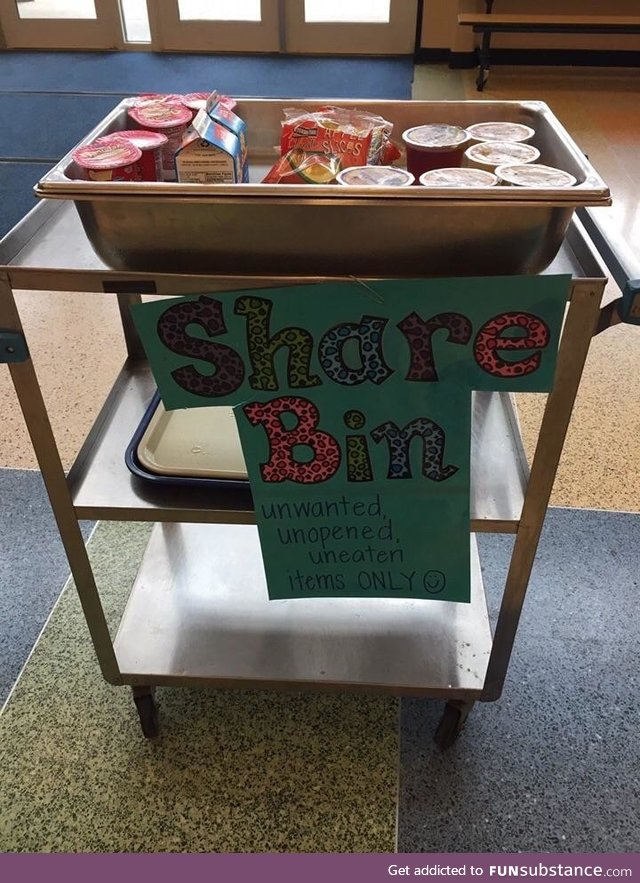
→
(114, 292, 146, 360)
(132, 686, 159, 739)
(482, 283, 604, 702)
(0, 272, 121, 685)
(435, 699, 476, 750)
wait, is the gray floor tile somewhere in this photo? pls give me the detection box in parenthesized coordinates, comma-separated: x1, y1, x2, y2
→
(399, 507, 640, 853)
(0, 469, 93, 703)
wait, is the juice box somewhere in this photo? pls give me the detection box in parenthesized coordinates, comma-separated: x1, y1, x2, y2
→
(206, 96, 249, 182)
(175, 108, 243, 184)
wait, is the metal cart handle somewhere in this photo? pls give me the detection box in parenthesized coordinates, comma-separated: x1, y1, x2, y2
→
(577, 207, 640, 334)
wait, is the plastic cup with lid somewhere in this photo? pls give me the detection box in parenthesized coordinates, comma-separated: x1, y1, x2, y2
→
(128, 101, 194, 180)
(72, 138, 142, 182)
(108, 130, 168, 181)
(336, 165, 415, 187)
(464, 140, 540, 172)
(401, 124, 470, 181)
(495, 163, 577, 187)
(419, 167, 498, 188)
(465, 121, 535, 144)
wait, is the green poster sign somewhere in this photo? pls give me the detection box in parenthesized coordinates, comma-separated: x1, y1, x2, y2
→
(132, 275, 569, 604)
(232, 382, 471, 601)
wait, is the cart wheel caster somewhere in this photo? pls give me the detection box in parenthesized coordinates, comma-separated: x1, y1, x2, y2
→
(434, 701, 472, 750)
(132, 686, 159, 739)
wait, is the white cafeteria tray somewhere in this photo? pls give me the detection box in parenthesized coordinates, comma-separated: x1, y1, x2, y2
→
(137, 400, 248, 480)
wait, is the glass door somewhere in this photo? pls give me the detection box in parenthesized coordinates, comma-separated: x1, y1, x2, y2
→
(0, 0, 122, 48)
(0, 0, 418, 53)
(147, 0, 281, 53)
(148, 0, 417, 54)
(283, 0, 418, 54)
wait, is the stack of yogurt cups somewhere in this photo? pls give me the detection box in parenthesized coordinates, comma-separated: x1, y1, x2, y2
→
(398, 120, 576, 189)
(334, 120, 576, 189)
(71, 94, 192, 183)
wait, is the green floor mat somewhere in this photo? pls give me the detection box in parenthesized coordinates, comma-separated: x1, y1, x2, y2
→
(0, 522, 397, 853)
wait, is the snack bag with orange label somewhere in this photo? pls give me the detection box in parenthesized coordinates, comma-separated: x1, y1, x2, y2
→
(281, 106, 399, 169)
(281, 107, 372, 168)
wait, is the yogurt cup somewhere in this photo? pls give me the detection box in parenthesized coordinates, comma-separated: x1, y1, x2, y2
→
(182, 92, 238, 113)
(133, 93, 184, 106)
(466, 121, 535, 144)
(496, 163, 577, 188)
(337, 165, 415, 186)
(72, 138, 142, 182)
(419, 167, 498, 188)
(110, 130, 168, 181)
(464, 140, 540, 172)
(128, 101, 193, 180)
(401, 124, 469, 180)
(181, 91, 211, 113)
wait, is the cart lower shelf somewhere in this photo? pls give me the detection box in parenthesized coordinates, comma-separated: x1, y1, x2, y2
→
(114, 522, 491, 697)
(68, 362, 528, 532)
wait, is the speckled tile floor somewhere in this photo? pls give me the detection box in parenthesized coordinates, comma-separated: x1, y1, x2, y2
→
(0, 521, 398, 853)
(0, 290, 126, 471)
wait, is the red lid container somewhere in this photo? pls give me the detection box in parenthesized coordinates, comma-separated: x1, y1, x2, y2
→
(72, 138, 142, 182)
(128, 101, 193, 179)
(128, 101, 193, 129)
(133, 93, 184, 106)
(114, 129, 168, 181)
(181, 91, 211, 112)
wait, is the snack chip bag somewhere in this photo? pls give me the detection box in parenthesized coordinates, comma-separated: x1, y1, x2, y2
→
(280, 106, 399, 169)
(380, 138, 402, 165)
(262, 149, 341, 184)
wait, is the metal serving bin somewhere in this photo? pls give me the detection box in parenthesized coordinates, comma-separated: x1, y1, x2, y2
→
(35, 98, 610, 277)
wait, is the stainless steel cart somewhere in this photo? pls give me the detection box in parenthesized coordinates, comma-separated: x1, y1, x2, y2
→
(2, 95, 636, 746)
(3, 196, 630, 747)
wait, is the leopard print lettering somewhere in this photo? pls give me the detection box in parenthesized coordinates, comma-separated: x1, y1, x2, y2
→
(397, 312, 472, 382)
(235, 296, 321, 391)
(318, 316, 393, 386)
(474, 312, 550, 378)
(344, 410, 373, 482)
(370, 418, 457, 482)
(156, 295, 244, 398)
(243, 396, 340, 484)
